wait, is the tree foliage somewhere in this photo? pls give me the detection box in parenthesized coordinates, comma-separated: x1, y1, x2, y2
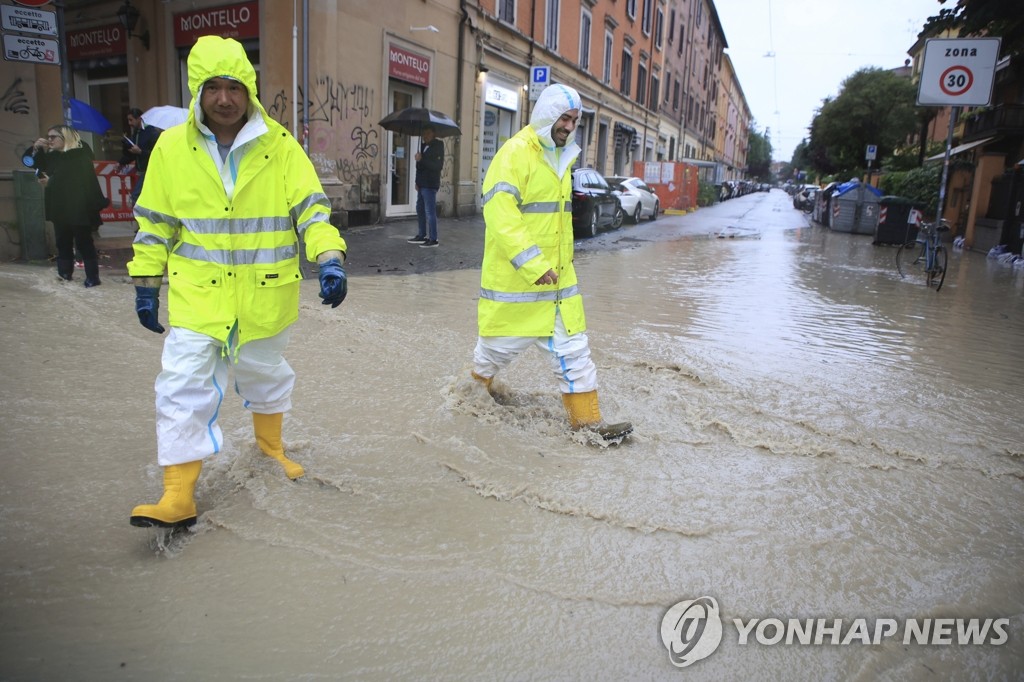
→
(878, 163, 943, 217)
(921, 0, 1024, 57)
(806, 68, 919, 180)
(746, 126, 772, 180)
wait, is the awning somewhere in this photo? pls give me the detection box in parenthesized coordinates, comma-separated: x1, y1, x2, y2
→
(925, 136, 997, 161)
(614, 122, 637, 136)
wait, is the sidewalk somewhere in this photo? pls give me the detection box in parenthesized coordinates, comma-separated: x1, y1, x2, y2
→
(94, 214, 488, 279)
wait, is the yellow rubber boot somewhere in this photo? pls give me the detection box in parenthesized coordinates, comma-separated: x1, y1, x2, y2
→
(253, 412, 305, 480)
(130, 460, 203, 528)
(471, 371, 494, 392)
(561, 391, 633, 441)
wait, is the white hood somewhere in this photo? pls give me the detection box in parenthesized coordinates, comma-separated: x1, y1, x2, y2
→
(530, 85, 582, 178)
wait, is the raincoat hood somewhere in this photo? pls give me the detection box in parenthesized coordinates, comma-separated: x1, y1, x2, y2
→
(186, 35, 268, 128)
(529, 85, 582, 178)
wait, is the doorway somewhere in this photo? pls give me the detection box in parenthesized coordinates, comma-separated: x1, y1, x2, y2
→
(385, 82, 423, 217)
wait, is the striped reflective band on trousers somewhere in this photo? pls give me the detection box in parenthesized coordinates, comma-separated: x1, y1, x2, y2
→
(479, 284, 579, 303)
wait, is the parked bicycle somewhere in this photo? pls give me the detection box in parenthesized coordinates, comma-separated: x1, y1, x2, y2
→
(896, 218, 950, 291)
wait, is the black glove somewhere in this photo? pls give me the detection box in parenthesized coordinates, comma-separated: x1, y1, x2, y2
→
(135, 286, 166, 334)
(318, 258, 347, 308)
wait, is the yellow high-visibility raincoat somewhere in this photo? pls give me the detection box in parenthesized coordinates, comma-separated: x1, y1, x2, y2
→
(127, 36, 346, 348)
(478, 86, 585, 337)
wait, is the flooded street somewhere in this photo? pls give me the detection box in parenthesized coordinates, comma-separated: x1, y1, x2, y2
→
(1, 190, 1022, 680)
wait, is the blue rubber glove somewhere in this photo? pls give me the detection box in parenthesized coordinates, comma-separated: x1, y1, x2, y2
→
(134, 286, 166, 334)
(318, 258, 347, 308)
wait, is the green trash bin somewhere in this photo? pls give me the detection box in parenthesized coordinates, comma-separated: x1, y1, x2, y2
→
(13, 170, 49, 262)
(875, 196, 920, 245)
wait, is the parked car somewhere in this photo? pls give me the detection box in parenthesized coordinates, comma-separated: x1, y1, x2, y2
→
(604, 175, 660, 223)
(571, 168, 623, 238)
(793, 185, 818, 212)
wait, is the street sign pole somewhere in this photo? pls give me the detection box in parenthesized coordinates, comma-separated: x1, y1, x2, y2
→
(55, 2, 73, 125)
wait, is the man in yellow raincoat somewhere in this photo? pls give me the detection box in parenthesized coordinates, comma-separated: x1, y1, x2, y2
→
(472, 85, 631, 440)
(127, 36, 348, 529)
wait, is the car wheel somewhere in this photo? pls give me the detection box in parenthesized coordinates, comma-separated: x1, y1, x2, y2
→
(612, 205, 624, 229)
(587, 208, 598, 237)
(632, 204, 641, 224)
(650, 201, 659, 221)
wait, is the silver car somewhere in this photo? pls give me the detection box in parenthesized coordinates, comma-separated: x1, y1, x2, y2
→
(605, 176, 660, 223)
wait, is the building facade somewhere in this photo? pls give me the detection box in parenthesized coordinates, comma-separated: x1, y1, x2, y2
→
(0, 0, 752, 246)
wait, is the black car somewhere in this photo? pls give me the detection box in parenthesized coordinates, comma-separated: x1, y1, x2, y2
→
(571, 168, 623, 238)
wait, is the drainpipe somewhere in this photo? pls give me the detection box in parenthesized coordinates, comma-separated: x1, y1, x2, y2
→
(455, 2, 469, 216)
(526, 0, 536, 121)
(292, 0, 298, 140)
(302, 0, 309, 154)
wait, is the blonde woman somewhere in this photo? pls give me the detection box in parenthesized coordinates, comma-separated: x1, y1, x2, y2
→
(31, 125, 107, 286)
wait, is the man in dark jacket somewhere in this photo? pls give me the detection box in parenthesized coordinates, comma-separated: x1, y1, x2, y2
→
(407, 125, 444, 248)
(120, 108, 163, 202)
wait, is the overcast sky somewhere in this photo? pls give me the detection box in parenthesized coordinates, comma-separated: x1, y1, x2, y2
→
(715, 0, 943, 162)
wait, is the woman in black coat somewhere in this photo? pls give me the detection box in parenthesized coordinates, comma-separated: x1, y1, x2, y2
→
(32, 125, 106, 286)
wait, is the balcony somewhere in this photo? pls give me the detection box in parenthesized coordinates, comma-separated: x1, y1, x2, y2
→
(961, 104, 1024, 142)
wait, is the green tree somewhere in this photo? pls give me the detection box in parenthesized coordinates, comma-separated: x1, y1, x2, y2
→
(806, 68, 919, 180)
(922, 0, 1024, 57)
(746, 126, 772, 181)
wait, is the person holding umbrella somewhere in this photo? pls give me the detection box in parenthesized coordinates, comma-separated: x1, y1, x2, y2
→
(119, 108, 163, 203)
(469, 85, 632, 441)
(407, 125, 444, 247)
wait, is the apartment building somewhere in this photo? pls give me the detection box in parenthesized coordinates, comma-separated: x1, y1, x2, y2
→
(1, 0, 751, 235)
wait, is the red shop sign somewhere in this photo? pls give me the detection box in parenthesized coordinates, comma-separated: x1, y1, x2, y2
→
(389, 45, 431, 88)
(12, 0, 52, 6)
(66, 23, 126, 61)
(173, 0, 259, 47)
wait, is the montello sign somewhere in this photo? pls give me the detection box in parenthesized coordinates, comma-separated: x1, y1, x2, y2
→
(389, 45, 431, 87)
(66, 23, 126, 60)
(173, 0, 259, 47)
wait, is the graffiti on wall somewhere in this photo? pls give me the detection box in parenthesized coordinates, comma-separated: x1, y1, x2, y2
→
(265, 74, 381, 190)
(2, 78, 30, 115)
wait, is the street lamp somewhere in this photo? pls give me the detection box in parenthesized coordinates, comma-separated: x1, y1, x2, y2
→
(117, 0, 150, 50)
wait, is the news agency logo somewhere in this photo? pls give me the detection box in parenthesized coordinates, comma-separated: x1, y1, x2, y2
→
(661, 597, 1010, 668)
(660, 596, 724, 668)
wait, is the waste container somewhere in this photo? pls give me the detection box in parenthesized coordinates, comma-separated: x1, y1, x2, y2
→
(874, 195, 919, 245)
(13, 170, 49, 261)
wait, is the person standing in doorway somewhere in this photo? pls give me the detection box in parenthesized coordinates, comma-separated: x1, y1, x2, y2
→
(127, 36, 349, 530)
(31, 125, 106, 287)
(407, 125, 444, 248)
(470, 85, 632, 440)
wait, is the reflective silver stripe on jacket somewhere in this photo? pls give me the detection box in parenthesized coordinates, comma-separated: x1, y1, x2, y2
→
(479, 284, 579, 302)
(291, 192, 331, 236)
(177, 216, 294, 235)
(520, 201, 570, 214)
(174, 241, 298, 266)
(134, 205, 182, 231)
(482, 182, 522, 207)
(510, 245, 542, 270)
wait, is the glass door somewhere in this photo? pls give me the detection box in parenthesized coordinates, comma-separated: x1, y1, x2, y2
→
(385, 83, 422, 217)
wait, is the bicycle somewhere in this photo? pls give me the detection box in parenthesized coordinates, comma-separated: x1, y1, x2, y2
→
(895, 218, 949, 291)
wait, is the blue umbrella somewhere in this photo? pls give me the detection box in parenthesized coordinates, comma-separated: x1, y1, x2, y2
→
(67, 98, 111, 134)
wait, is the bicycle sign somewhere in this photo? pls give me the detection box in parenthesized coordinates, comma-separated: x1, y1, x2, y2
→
(2, 34, 59, 65)
(917, 38, 1000, 106)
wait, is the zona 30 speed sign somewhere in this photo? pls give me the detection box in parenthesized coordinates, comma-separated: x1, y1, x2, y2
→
(917, 38, 1000, 106)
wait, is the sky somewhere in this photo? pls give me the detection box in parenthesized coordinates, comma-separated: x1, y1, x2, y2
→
(714, 0, 945, 162)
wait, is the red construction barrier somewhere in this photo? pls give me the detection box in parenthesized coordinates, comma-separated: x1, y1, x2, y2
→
(93, 160, 136, 222)
(632, 161, 699, 212)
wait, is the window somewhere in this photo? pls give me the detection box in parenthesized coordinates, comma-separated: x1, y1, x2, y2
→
(579, 9, 592, 70)
(497, 0, 514, 23)
(677, 23, 684, 55)
(696, 0, 703, 28)
(602, 30, 610, 83)
(636, 62, 647, 105)
(669, 9, 675, 43)
(545, 0, 559, 50)
(603, 31, 614, 84)
(626, 0, 637, 21)
(655, 9, 663, 50)
(620, 50, 633, 96)
(650, 74, 659, 111)
(673, 80, 680, 111)
(641, 0, 652, 35)
(664, 72, 671, 103)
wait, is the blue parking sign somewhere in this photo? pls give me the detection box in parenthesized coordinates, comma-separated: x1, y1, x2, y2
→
(531, 66, 549, 84)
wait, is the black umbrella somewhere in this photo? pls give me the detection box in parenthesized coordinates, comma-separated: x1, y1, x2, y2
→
(378, 107, 461, 138)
